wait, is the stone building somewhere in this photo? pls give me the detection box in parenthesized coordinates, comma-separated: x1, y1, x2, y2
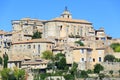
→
(0, 7, 115, 70)
(0, 30, 6, 56)
(11, 38, 54, 58)
(12, 18, 44, 42)
(43, 8, 94, 39)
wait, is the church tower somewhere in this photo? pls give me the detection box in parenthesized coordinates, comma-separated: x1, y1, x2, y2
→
(60, 7, 72, 19)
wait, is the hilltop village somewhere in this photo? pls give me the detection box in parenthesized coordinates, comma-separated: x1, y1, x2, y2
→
(0, 8, 120, 79)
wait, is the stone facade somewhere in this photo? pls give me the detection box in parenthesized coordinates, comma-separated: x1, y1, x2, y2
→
(11, 38, 54, 58)
(0, 8, 118, 70)
(12, 18, 44, 42)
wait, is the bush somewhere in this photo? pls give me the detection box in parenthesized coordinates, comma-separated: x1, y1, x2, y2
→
(87, 69, 93, 74)
(75, 40, 84, 46)
(104, 54, 115, 62)
(110, 43, 120, 52)
(115, 46, 120, 52)
(32, 31, 42, 39)
(80, 70, 88, 78)
(94, 64, 104, 74)
(64, 74, 74, 80)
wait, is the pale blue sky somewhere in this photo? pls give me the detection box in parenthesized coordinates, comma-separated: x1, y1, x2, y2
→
(0, 0, 120, 38)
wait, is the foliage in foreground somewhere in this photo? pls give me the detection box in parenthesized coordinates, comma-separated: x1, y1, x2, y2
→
(94, 64, 104, 74)
(0, 68, 25, 80)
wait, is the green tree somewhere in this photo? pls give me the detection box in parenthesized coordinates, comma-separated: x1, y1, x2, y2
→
(32, 31, 42, 39)
(75, 40, 84, 46)
(56, 57, 67, 70)
(0, 68, 11, 80)
(87, 69, 93, 74)
(3, 52, 9, 68)
(109, 70, 113, 77)
(0, 56, 2, 65)
(70, 62, 78, 75)
(94, 64, 104, 74)
(80, 70, 88, 78)
(42, 50, 53, 60)
(70, 62, 78, 79)
(55, 53, 65, 61)
(64, 74, 74, 80)
(104, 54, 115, 62)
(14, 67, 25, 80)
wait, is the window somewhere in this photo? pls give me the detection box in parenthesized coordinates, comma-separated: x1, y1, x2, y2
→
(38, 45, 40, 53)
(82, 58, 84, 61)
(93, 58, 95, 62)
(99, 57, 102, 62)
(101, 37, 106, 40)
(88, 49, 91, 54)
(60, 26, 62, 30)
(20, 45, 22, 47)
(33, 45, 35, 49)
(49, 45, 51, 49)
(28, 45, 31, 49)
(80, 49, 84, 53)
(89, 57, 92, 62)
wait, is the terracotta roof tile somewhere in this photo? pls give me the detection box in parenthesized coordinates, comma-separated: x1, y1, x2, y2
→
(12, 38, 54, 44)
(50, 18, 92, 24)
(0, 30, 6, 34)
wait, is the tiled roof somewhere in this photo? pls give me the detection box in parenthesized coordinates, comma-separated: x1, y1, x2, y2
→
(52, 47, 64, 51)
(22, 60, 49, 65)
(0, 30, 6, 34)
(8, 55, 23, 62)
(74, 46, 93, 50)
(50, 18, 92, 24)
(96, 47, 105, 50)
(12, 38, 54, 44)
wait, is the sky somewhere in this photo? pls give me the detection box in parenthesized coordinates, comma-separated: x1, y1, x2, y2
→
(0, 0, 120, 38)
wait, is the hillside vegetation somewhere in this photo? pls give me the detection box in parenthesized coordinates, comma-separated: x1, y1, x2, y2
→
(110, 43, 120, 52)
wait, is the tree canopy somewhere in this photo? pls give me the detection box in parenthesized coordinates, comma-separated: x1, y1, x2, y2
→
(3, 52, 9, 68)
(0, 68, 25, 80)
(32, 31, 42, 39)
(104, 54, 115, 62)
(55, 53, 65, 61)
(42, 50, 53, 60)
(56, 57, 67, 70)
(80, 70, 88, 78)
(75, 40, 84, 46)
(94, 64, 104, 74)
(70, 62, 78, 75)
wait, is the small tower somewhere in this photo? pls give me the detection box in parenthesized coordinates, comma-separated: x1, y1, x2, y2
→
(60, 7, 72, 19)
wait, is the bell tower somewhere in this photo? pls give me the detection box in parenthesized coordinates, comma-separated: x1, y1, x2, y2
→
(60, 7, 72, 19)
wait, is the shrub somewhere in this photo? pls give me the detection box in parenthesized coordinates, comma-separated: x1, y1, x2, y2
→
(75, 40, 84, 46)
(80, 70, 88, 78)
(94, 64, 104, 74)
(64, 74, 74, 80)
(104, 54, 115, 62)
